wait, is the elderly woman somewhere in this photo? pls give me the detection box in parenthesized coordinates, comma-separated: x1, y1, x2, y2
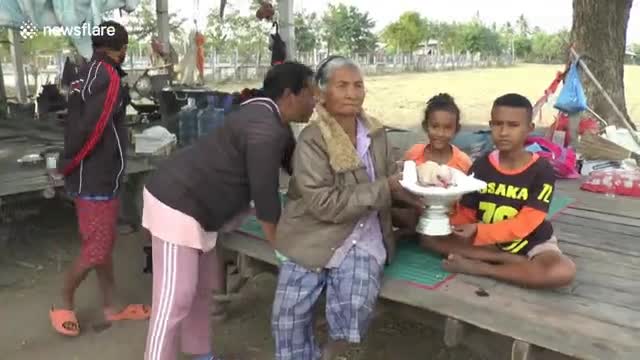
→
(271, 56, 422, 360)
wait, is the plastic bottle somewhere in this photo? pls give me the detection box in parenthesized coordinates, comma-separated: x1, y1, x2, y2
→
(197, 95, 215, 137)
(177, 97, 198, 147)
(197, 95, 227, 136)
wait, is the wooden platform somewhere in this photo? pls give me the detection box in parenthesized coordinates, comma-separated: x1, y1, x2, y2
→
(0, 119, 155, 232)
(0, 119, 155, 199)
(219, 181, 640, 360)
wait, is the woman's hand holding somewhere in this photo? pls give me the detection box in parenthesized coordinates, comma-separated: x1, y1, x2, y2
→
(387, 173, 424, 212)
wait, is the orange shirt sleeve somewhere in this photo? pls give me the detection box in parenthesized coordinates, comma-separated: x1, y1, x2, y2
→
(474, 206, 547, 246)
(451, 204, 476, 225)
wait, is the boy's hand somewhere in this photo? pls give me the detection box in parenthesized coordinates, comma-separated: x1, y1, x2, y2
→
(452, 223, 477, 243)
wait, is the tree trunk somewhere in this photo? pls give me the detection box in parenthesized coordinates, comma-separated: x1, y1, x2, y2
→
(571, 0, 636, 130)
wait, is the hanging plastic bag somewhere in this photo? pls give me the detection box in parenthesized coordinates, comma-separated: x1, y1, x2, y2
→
(554, 61, 588, 114)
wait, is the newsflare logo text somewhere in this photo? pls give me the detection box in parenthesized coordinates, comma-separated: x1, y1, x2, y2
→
(19, 21, 116, 39)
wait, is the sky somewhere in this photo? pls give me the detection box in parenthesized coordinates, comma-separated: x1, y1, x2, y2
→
(165, 0, 640, 44)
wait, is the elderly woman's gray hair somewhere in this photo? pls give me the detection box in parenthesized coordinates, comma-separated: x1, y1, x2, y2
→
(315, 56, 362, 91)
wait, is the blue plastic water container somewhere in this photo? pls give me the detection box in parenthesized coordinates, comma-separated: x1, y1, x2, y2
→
(197, 95, 227, 137)
(177, 98, 198, 147)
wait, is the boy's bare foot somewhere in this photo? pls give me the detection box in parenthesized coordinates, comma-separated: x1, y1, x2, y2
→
(442, 254, 489, 275)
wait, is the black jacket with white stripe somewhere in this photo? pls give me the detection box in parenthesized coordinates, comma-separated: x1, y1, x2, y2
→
(60, 52, 129, 198)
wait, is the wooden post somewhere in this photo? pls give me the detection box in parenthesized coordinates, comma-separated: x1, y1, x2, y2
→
(256, 50, 261, 78)
(313, 48, 318, 67)
(511, 339, 532, 360)
(8, 28, 27, 103)
(443, 317, 466, 347)
(233, 48, 239, 81)
(237, 253, 255, 278)
(210, 49, 216, 81)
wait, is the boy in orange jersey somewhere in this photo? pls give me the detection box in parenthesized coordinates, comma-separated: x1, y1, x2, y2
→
(420, 93, 576, 289)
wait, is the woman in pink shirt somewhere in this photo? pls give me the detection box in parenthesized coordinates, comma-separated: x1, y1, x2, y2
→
(142, 62, 316, 360)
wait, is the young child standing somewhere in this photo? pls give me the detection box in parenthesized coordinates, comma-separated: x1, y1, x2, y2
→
(420, 93, 576, 289)
(404, 93, 472, 172)
(393, 94, 471, 233)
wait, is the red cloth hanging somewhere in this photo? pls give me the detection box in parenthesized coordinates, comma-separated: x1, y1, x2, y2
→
(195, 32, 205, 81)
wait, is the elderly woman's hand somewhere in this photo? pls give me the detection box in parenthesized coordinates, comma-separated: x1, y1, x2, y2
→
(388, 173, 424, 211)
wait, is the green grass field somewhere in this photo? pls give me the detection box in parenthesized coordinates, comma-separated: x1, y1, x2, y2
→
(215, 63, 640, 128)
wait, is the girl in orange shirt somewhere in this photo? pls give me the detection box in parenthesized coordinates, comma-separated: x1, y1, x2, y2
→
(393, 93, 472, 236)
(404, 93, 472, 173)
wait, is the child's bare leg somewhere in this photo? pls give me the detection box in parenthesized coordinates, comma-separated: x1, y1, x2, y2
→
(419, 235, 526, 264)
(443, 251, 576, 289)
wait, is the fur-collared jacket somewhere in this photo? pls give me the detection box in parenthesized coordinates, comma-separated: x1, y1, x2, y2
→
(274, 104, 397, 270)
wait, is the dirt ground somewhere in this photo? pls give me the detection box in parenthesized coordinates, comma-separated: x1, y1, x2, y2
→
(0, 200, 575, 360)
(0, 198, 494, 360)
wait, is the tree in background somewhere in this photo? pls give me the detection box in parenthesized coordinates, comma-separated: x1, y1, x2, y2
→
(294, 11, 321, 53)
(516, 15, 530, 37)
(0, 27, 71, 59)
(127, 0, 186, 48)
(456, 18, 503, 55)
(530, 29, 569, 63)
(205, 7, 233, 52)
(321, 4, 377, 54)
(205, 3, 272, 62)
(430, 22, 458, 52)
(381, 11, 428, 53)
(571, 0, 635, 129)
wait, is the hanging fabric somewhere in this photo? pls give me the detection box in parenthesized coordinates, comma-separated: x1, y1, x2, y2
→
(270, 22, 287, 65)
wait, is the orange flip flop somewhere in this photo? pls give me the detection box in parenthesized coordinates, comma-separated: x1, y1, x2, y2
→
(106, 304, 151, 321)
(49, 307, 80, 336)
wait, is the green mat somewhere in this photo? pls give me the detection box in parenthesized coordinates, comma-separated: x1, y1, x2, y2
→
(237, 193, 287, 237)
(238, 215, 265, 238)
(236, 192, 575, 289)
(547, 193, 575, 219)
(384, 240, 452, 289)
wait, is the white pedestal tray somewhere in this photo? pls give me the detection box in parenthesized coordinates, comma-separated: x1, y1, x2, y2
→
(399, 161, 487, 236)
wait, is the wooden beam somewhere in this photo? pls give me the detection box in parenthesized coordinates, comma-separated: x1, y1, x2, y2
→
(443, 317, 466, 347)
(511, 340, 533, 360)
(237, 253, 256, 278)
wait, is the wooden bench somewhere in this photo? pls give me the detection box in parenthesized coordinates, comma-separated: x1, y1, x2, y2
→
(219, 180, 640, 360)
(0, 124, 156, 229)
